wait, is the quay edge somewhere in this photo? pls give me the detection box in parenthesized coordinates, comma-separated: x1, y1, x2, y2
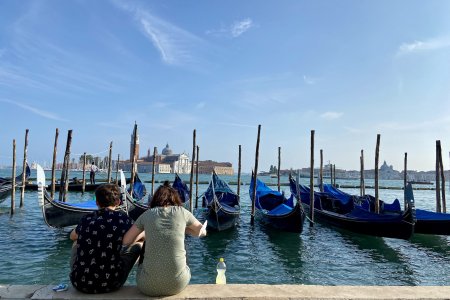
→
(2, 284, 450, 300)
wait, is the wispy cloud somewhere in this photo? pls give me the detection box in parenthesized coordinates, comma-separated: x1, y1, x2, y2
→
(303, 75, 319, 85)
(206, 18, 254, 38)
(0, 98, 68, 121)
(378, 116, 450, 131)
(397, 37, 450, 56)
(231, 18, 254, 37)
(320, 111, 343, 120)
(113, 0, 207, 66)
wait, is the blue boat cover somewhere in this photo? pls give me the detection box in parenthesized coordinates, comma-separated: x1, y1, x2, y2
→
(249, 177, 295, 215)
(55, 199, 98, 209)
(203, 173, 239, 207)
(172, 174, 190, 204)
(128, 174, 147, 200)
(416, 209, 450, 220)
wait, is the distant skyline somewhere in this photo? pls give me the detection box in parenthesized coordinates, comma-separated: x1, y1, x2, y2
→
(1, 0, 450, 172)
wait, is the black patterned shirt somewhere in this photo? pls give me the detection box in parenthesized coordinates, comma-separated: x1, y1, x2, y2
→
(70, 209, 132, 293)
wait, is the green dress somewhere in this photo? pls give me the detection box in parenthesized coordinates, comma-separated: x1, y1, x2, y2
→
(134, 206, 196, 296)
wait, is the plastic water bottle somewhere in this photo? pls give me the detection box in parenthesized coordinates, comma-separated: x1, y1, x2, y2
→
(215, 258, 227, 284)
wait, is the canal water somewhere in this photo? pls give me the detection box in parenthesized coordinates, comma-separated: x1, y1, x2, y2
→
(1, 169, 449, 286)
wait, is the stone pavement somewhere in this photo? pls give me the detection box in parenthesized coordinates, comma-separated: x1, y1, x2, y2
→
(2, 284, 450, 300)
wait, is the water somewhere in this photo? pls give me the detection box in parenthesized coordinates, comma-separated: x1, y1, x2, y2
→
(1, 169, 450, 286)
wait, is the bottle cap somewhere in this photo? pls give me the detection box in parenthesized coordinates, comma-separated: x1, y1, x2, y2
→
(219, 257, 224, 262)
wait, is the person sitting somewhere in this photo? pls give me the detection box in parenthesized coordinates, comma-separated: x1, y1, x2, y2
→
(123, 181, 206, 297)
(70, 184, 143, 294)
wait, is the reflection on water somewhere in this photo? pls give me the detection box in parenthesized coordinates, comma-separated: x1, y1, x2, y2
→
(1, 171, 450, 285)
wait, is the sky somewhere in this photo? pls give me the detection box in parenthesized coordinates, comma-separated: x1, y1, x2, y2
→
(0, 0, 450, 172)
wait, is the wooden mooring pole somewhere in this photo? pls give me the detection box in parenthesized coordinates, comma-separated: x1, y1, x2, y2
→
(81, 152, 86, 194)
(277, 146, 281, 192)
(237, 145, 242, 197)
(435, 141, 441, 213)
(151, 146, 156, 197)
(130, 123, 138, 198)
(20, 129, 29, 208)
(51, 129, 58, 199)
(59, 130, 72, 202)
(319, 149, 323, 192)
(189, 129, 196, 212)
(403, 152, 407, 210)
(115, 154, 120, 185)
(195, 145, 199, 209)
(251, 125, 261, 224)
(333, 164, 336, 187)
(10, 139, 16, 216)
(309, 130, 315, 226)
(107, 142, 113, 183)
(437, 141, 446, 213)
(360, 150, 365, 196)
(375, 134, 380, 214)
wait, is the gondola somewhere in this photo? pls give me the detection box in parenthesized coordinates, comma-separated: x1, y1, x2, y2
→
(125, 173, 190, 220)
(249, 174, 305, 232)
(0, 163, 31, 202)
(202, 171, 240, 231)
(36, 164, 130, 228)
(325, 182, 450, 235)
(289, 176, 415, 240)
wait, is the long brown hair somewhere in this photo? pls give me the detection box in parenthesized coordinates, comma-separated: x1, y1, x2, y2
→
(150, 181, 182, 208)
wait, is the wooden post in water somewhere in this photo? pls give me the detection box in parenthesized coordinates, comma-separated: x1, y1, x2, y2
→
(107, 142, 113, 183)
(81, 153, 87, 194)
(309, 130, 315, 226)
(195, 145, 199, 209)
(20, 129, 29, 208)
(51, 129, 59, 199)
(59, 130, 72, 202)
(251, 125, 261, 224)
(438, 141, 446, 213)
(435, 141, 441, 213)
(319, 149, 323, 192)
(10, 139, 16, 216)
(189, 129, 196, 212)
(333, 164, 336, 187)
(237, 145, 242, 197)
(130, 124, 138, 199)
(403, 152, 407, 210)
(115, 154, 120, 185)
(374, 134, 380, 214)
(360, 150, 365, 196)
(329, 163, 333, 185)
(277, 146, 281, 192)
(151, 147, 156, 196)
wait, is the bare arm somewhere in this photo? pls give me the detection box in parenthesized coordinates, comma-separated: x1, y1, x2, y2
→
(185, 219, 206, 237)
(70, 229, 78, 241)
(123, 224, 144, 246)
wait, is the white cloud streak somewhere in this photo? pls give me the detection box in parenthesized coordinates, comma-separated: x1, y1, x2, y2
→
(206, 18, 254, 38)
(397, 37, 450, 56)
(320, 111, 343, 120)
(113, 0, 206, 66)
(0, 98, 68, 121)
(231, 18, 253, 37)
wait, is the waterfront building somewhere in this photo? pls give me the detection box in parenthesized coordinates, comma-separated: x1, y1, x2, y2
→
(198, 160, 234, 175)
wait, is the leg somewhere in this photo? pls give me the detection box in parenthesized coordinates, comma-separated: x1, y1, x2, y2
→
(119, 242, 143, 286)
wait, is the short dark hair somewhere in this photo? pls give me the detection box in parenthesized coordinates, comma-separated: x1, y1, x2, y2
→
(95, 184, 120, 208)
(150, 181, 182, 208)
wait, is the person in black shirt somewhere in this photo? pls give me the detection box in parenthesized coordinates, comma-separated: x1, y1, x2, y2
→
(70, 184, 143, 293)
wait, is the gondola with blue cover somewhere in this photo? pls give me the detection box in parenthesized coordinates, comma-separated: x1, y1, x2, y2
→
(249, 173, 305, 233)
(202, 171, 240, 231)
(290, 176, 415, 240)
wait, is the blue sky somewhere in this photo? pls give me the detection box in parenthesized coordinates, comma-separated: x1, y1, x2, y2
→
(0, 0, 450, 172)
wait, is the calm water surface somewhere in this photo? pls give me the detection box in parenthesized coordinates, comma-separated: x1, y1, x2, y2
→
(1, 169, 450, 285)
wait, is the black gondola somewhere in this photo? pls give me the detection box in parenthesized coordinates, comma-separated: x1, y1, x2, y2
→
(0, 164, 31, 202)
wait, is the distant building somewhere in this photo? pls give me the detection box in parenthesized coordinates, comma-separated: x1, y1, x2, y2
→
(379, 161, 401, 180)
(129, 125, 140, 162)
(197, 160, 234, 175)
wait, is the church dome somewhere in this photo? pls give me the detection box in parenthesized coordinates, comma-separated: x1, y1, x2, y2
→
(162, 143, 173, 155)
